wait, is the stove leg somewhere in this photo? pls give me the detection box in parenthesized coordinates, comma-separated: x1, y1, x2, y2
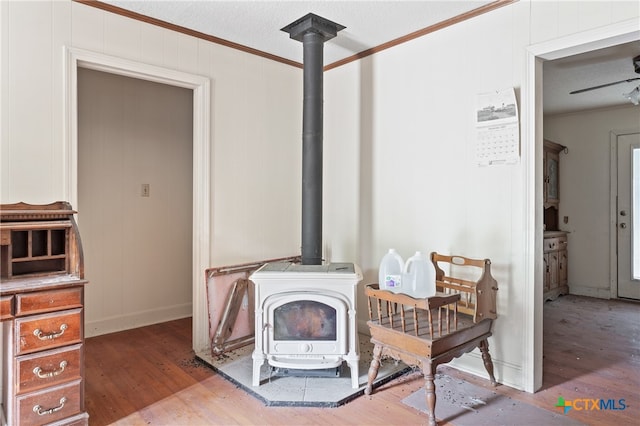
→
(252, 353, 265, 386)
(345, 357, 360, 388)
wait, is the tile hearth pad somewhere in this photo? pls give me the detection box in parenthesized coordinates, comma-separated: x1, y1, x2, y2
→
(196, 334, 409, 407)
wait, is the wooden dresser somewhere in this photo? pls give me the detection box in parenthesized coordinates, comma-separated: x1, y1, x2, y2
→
(1, 202, 89, 425)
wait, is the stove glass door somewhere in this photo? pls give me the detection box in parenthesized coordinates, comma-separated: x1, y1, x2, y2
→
(274, 300, 337, 341)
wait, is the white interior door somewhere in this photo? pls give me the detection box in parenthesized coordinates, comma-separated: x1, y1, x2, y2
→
(617, 132, 640, 300)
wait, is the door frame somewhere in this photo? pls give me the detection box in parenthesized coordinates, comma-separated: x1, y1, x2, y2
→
(63, 46, 212, 354)
(610, 129, 640, 299)
(524, 18, 639, 393)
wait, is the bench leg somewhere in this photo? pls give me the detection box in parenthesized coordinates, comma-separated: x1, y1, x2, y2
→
(423, 362, 437, 426)
(365, 343, 383, 395)
(479, 339, 497, 386)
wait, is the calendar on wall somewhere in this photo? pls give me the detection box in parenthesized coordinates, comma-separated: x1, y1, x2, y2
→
(475, 88, 520, 165)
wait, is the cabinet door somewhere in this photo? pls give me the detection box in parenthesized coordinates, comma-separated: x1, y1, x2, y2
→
(558, 249, 568, 286)
(543, 151, 548, 204)
(549, 252, 559, 290)
(546, 150, 560, 206)
(543, 254, 551, 292)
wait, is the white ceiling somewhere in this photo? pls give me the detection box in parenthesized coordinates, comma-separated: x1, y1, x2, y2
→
(544, 41, 640, 115)
(99, 1, 640, 115)
(102, 0, 496, 65)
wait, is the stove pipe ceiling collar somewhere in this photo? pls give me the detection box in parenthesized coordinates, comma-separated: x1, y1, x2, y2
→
(282, 14, 345, 265)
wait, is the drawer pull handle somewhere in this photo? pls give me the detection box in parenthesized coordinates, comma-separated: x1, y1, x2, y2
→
(33, 323, 68, 340)
(33, 397, 67, 416)
(33, 360, 68, 378)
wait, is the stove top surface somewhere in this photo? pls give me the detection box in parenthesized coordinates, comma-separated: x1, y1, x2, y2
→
(258, 262, 355, 274)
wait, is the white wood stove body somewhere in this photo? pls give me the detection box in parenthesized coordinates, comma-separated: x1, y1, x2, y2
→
(250, 262, 362, 388)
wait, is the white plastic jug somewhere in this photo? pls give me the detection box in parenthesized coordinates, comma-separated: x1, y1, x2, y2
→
(403, 251, 436, 298)
(378, 249, 404, 293)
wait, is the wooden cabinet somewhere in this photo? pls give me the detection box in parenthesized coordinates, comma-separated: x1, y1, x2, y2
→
(543, 140, 569, 301)
(1, 202, 89, 425)
(544, 232, 568, 301)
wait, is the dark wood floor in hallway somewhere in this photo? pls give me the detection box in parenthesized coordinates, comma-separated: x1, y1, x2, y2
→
(84, 294, 639, 425)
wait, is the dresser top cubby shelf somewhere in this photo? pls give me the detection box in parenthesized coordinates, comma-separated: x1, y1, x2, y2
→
(1, 201, 85, 292)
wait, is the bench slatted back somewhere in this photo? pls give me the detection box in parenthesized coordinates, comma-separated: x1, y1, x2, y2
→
(430, 252, 498, 323)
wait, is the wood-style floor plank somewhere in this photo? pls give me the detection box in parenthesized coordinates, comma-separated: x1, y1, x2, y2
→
(85, 295, 639, 425)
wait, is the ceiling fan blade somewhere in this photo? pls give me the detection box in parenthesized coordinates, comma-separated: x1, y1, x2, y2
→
(570, 77, 640, 94)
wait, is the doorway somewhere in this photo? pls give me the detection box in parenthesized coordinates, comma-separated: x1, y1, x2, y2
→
(64, 47, 211, 354)
(525, 21, 639, 393)
(77, 68, 193, 335)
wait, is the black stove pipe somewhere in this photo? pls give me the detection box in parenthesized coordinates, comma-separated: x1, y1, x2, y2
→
(282, 14, 345, 265)
(300, 31, 324, 265)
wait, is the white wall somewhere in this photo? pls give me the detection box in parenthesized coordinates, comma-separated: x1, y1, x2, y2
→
(323, 0, 639, 391)
(325, 2, 528, 390)
(544, 105, 640, 298)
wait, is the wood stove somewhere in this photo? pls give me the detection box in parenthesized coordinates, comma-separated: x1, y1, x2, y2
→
(250, 262, 361, 388)
(247, 14, 361, 389)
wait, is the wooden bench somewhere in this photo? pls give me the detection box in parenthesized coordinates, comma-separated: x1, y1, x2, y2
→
(364, 252, 499, 426)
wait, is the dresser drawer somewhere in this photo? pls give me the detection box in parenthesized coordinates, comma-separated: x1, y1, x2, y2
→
(16, 379, 82, 426)
(16, 344, 82, 394)
(15, 308, 83, 355)
(16, 287, 83, 316)
(1, 294, 14, 320)
(544, 236, 567, 252)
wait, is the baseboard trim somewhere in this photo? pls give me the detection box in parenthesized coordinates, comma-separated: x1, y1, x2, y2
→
(568, 285, 611, 299)
(85, 303, 192, 337)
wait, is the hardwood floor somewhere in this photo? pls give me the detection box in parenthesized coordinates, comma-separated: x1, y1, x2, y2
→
(85, 295, 639, 425)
